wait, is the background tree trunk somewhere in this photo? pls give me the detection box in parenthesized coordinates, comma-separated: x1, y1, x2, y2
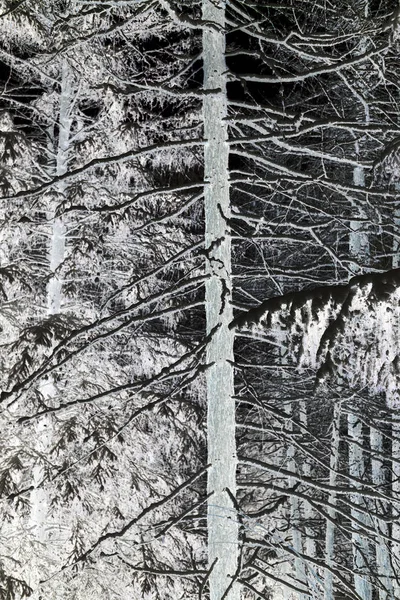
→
(324, 401, 341, 600)
(287, 403, 307, 599)
(29, 58, 72, 591)
(370, 424, 394, 600)
(348, 412, 372, 600)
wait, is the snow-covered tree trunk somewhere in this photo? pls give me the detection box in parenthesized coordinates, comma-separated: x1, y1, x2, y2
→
(348, 28, 373, 589)
(392, 201, 400, 268)
(348, 0, 370, 271)
(47, 60, 71, 314)
(203, 1, 239, 599)
(370, 426, 393, 600)
(348, 165, 373, 600)
(349, 165, 369, 269)
(348, 412, 372, 600)
(390, 198, 400, 596)
(29, 58, 72, 590)
(324, 401, 341, 600)
(299, 401, 316, 566)
(392, 223, 400, 598)
(287, 404, 307, 599)
(392, 421, 400, 598)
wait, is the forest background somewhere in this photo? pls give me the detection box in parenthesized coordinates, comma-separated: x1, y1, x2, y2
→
(0, 1, 399, 600)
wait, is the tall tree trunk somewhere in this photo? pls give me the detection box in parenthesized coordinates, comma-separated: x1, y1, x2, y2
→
(349, 165, 369, 269)
(287, 403, 307, 599)
(348, 412, 372, 600)
(324, 401, 341, 600)
(370, 425, 393, 600)
(299, 400, 316, 568)
(392, 421, 400, 598)
(348, 0, 370, 273)
(391, 177, 400, 268)
(392, 203, 400, 269)
(392, 225, 400, 598)
(203, 2, 239, 599)
(30, 58, 72, 588)
(348, 189, 373, 600)
(48, 60, 71, 314)
(348, 40, 373, 589)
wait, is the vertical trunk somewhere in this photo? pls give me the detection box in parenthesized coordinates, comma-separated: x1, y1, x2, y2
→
(392, 226, 400, 598)
(324, 401, 341, 600)
(392, 421, 400, 598)
(203, 2, 239, 599)
(392, 207, 400, 268)
(349, 165, 369, 269)
(370, 426, 393, 600)
(299, 400, 316, 563)
(30, 59, 72, 587)
(389, 173, 400, 595)
(349, 0, 369, 272)
(348, 44, 372, 590)
(48, 61, 71, 313)
(287, 403, 307, 599)
(348, 412, 372, 600)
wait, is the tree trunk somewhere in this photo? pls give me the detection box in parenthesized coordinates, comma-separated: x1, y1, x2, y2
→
(392, 204, 400, 268)
(30, 58, 72, 589)
(392, 422, 400, 598)
(370, 426, 393, 600)
(348, 412, 372, 600)
(324, 401, 341, 600)
(349, 165, 369, 270)
(391, 217, 400, 598)
(48, 60, 70, 314)
(203, 2, 239, 599)
(348, 61, 373, 592)
(287, 403, 307, 599)
(299, 400, 316, 570)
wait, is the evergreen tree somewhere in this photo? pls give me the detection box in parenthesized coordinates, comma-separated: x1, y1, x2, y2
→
(1, 1, 400, 599)
(0, 2, 205, 598)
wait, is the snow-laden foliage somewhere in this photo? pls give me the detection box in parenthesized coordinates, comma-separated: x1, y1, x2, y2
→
(0, 2, 206, 599)
(1, 0, 400, 599)
(237, 268, 400, 406)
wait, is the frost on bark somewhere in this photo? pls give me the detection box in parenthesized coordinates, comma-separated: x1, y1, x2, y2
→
(348, 412, 372, 600)
(348, 156, 372, 600)
(370, 424, 393, 600)
(29, 59, 72, 593)
(392, 420, 400, 599)
(349, 165, 369, 272)
(203, 1, 239, 598)
(286, 407, 307, 600)
(298, 400, 316, 593)
(392, 214, 400, 599)
(324, 401, 341, 600)
(392, 185, 400, 269)
(47, 60, 71, 317)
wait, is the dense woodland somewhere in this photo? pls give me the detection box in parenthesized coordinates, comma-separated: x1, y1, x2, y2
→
(0, 0, 399, 599)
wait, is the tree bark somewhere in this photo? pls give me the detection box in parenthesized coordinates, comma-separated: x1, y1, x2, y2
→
(348, 46, 373, 590)
(348, 412, 372, 600)
(349, 165, 369, 271)
(203, 2, 239, 599)
(47, 60, 70, 314)
(324, 401, 341, 600)
(29, 58, 72, 590)
(287, 404, 307, 599)
(391, 219, 400, 598)
(370, 426, 393, 600)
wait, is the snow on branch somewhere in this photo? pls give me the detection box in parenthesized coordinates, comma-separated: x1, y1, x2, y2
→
(232, 268, 400, 405)
(54, 465, 208, 574)
(0, 139, 204, 203)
